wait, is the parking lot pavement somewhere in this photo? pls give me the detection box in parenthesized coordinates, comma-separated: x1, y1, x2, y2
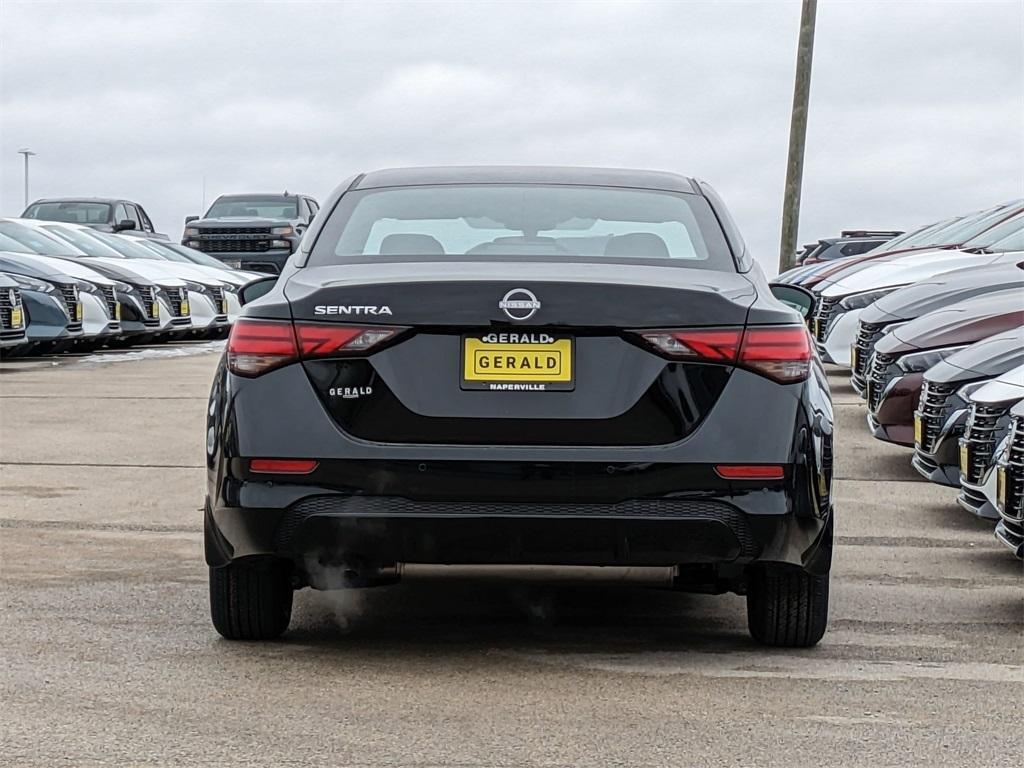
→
(1, 349, 1021, 767)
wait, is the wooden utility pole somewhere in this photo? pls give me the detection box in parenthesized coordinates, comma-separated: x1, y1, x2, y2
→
(778, 0, 818, 274)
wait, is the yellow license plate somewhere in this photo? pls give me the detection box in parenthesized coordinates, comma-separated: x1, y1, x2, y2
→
(10, 307, 23, 328)
(811, 319, 820, 338)
(75, 303, 83, 322)
(152, 301, 159, 318)
(114, 303, 121, 321)
(462, 334, 574, 391)
(996, 466, 1007, 511)
(959, 442, 969, 476)
(914, 414, 923, 447)
(181, 299, 190, 316)
(851, 345, 860, 372)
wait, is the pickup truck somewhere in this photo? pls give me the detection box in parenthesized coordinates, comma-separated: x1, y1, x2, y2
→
(22, 197, 165, 239)
(182, 192, 319, 274)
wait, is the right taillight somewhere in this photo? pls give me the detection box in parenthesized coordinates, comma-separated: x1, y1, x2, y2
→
(227, 318, 405, 377)
(637, 325, 811, 384)
(739, 326, 812, 383)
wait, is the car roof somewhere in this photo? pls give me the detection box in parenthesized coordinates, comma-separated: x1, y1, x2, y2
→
(28, 197, 128, 204)
(352, 166, 698, 193)
(214, 193, 311, 200)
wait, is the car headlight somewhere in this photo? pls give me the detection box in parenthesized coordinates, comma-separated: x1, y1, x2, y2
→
(270, 225, 294, 236)
(956, 379, 988, 401)
(896, 345, 968, 373)
(9, 274, 56, 293)
(185, 240, 201, 248)
(838, 286, 906, 311)
(881, 321, 907, 334)
(270, 239, 290, 249)
(183, 280, 210, 295)
(184, 227, 200, 236)
(76, 279, 102, 295)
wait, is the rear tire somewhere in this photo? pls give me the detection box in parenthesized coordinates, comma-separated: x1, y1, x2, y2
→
(746, 565, 829, 647)
(209, 560, 293, 640)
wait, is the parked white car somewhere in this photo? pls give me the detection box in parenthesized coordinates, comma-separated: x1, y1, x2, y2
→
(957, 364, 1024, 520)
(812, 245, 1024, 367)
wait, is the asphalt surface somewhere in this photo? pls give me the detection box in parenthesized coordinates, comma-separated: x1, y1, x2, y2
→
(1, 345, 1021, 767)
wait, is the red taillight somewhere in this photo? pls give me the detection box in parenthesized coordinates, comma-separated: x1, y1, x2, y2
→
(639, 328, 743, 361)
(250, 458, 319, 474)
(739, 326, 812, 383)
(227, 319, 404, 377)
(714, 464, 785, 480)
(227, 319, 298, 377)
(637, 325, 811, 383)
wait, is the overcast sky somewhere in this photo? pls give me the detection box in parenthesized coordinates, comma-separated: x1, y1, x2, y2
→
(1, 0, 1021, 273)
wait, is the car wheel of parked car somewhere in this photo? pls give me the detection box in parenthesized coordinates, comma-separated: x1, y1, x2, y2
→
(209, 560, 293, 640)
(746, 565, 829, 647)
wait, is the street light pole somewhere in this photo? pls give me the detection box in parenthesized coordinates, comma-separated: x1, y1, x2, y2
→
(17, 148, 37, 209)
(778, 0, 818, 274)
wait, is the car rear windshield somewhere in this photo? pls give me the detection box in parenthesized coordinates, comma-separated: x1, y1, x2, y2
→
(205, 197, 298, 219)
(308, 184, 736, 270)
(24, 201, 111, 224)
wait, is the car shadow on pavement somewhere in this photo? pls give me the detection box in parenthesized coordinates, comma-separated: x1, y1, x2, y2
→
(276, 578, 763, 655)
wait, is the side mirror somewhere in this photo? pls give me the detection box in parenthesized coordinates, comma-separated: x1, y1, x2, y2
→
(769, 283, 816, 320)
(113, 219, 136, 232)
(185, 215, 199, 225)
(239, 275, 278, 306)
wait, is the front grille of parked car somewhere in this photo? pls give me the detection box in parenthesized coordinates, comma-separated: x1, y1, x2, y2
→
(138, 285, 160, 326)
(918, 380, 957, 452)
(164, 287, 191, 325)
(196, 227, 274, 254)
(101, 285, 119, 320)
(811, 296, 841, 344)
(867, 352, 894, 412)
(852, 321, 886, 384)
(0, 286, 24, 338)
(210, 285, 228, 317)
(962, 404, 1005, 485)
(1002, 417, 1024, 522)
(58, 284, 83, 332)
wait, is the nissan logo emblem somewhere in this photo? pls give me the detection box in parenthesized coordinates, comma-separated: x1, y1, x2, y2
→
(498, 288, 541, 321)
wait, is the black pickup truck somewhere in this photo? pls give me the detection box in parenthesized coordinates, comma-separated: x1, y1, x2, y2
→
(182, 193, 319, 274)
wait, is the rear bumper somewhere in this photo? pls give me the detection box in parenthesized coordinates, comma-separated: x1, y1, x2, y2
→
(206, 469, 833, 581)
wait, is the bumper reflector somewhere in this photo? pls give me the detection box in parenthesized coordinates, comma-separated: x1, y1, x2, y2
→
(714, 464, 785, 480)
(249, 458, 319, 475)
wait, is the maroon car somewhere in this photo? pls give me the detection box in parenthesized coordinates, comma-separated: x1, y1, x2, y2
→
(865, 289, 1024, 446)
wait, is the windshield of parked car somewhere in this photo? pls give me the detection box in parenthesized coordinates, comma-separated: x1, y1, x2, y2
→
(39, 224, 125, 258)
(0, 232, 35, 253)
(0, 220, 84, 256)
(24, 201, 111, 224)
(960, 211, 1024, 250)
(132, 239, 192, 263)
(311, 184, 735, 270)
(925, 203, 1024, 246)
(88, 231, 170, 260)
(205, 196, 298, 219)
(987, 226, 1024, 253)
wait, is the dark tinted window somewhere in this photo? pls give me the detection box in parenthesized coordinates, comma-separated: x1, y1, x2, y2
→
(123, 204, 141, 228)
(24, 201, 111, 224)
(310, 184, 735, 271)
(206, 196, 298, 219)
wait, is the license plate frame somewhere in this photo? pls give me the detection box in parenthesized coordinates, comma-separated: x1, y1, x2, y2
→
(996, 466, 1007, 511)
(10, 307, 23, 329)
(914, 414, 923, 447)
(461, 333, 575, 391)
(851, 345, 860, 373)
(959, 442, 970, 477)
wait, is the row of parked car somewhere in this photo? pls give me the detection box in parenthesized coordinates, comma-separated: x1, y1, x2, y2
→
(0, 213, 263, 356)
(778, 199, 1024, 560)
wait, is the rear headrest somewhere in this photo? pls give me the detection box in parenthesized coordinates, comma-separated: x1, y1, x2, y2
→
(379, 233, 444, 256)
(603, 232, 670, 259)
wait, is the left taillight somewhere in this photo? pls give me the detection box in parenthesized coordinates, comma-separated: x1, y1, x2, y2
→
(227, 319, 404, 377)
(637, 325, 811, 383)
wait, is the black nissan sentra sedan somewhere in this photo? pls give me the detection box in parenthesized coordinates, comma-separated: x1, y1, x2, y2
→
(205, 167, 834, 646)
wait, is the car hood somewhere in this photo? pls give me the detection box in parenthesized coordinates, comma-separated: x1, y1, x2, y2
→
(52, 257, 157, 288)
(801, 244, 948, 288)
(0, 250, 77, 282)
(17, 254, 117, 286)
(819, 249, 1005, 298)
(969, 363, 1024, 406)
(0, 274, 19, 288)
(926, 328, 1024, 383)
(876, 288, 1024, 355)
(192, 217, 294, 227)
(861, 261, 1024, 324)
(78, 257, 187, 287)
